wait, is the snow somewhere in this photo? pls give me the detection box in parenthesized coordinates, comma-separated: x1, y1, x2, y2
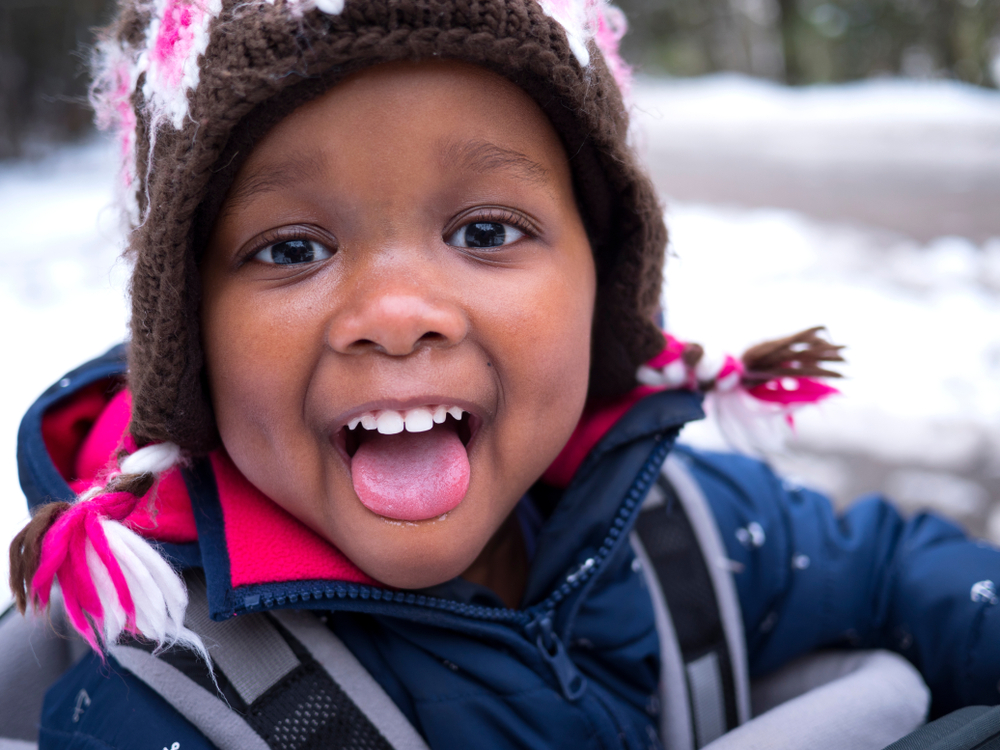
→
(632, 74, 1000, 171)
(665, 205, 1000, 445)
(2, 75, 999, 610)
(0, 140, 128, 609)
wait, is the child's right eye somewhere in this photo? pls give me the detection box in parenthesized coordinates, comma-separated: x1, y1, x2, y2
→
(254, 239, 333, 265)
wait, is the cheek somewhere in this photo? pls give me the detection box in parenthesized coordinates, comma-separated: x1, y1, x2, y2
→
(201, 283, 318, 466)
(481, 247, 596, 469)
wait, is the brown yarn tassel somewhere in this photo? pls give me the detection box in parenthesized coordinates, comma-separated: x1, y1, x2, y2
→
(105, 471, 157, 499)
(9, 501, 70, 614)
(742, 326, 845, 385)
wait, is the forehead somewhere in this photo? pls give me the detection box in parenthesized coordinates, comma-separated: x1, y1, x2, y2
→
(222, 60, 573, 211)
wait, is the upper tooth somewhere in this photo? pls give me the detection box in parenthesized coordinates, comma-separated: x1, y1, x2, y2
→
(360, 413, 378, 430)
(376, 410, 405, 435)
(404, 408, 433, 432)
(447, 406, 464, 420)
(432, 406, 448, 424)
(348, 417, 362, 430)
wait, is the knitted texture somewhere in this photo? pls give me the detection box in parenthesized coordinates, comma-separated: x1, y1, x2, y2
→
(92, 0, 668, 452)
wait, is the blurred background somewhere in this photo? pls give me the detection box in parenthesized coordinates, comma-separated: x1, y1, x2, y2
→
(1, 0, 1000, 605)
(3, 0, 999, 158)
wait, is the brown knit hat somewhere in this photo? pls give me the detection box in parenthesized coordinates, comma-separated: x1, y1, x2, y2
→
(90, 0, 667, 454)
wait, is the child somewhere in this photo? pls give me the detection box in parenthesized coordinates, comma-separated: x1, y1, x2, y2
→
(5, 0, 999, 748)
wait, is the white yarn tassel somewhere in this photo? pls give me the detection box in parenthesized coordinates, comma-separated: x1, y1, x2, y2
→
(707, 388, 790, 458)
(86, 539, 129, 646)
(101, 519, 210, 663)
(120, 442, 181, 476)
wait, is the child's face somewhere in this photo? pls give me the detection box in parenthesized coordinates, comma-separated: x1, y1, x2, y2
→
(201, 60, 595, 589)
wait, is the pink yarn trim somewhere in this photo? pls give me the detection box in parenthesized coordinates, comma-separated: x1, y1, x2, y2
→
(150, 1, 199, 89)
(717, 355, 743, 382)
(67, 389, 198, 544)
(591, 2, 631, 94)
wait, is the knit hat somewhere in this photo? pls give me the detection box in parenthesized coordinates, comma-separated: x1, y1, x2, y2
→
(88, 0, 668, 454)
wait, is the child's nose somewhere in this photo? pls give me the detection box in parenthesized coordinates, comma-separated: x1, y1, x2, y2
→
(327, 289, 469, 357)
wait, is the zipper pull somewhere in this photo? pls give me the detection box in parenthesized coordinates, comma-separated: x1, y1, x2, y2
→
(529, 613, 587, 701)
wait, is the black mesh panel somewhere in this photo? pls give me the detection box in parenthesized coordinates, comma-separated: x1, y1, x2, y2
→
(247, 655, 394, 750)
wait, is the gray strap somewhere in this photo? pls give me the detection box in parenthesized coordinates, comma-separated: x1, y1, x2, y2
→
(631, 531, 696, 750)
(0, 598, 83, 744)
(687, 652, 727, 746)
(184, 579, 299, 705)
(705, 651, 928, 750)
(272, 610, 430, 750)
(0, 740, 38, 750)
(664, 455, 752, 726)
(110, 645, 270, 750)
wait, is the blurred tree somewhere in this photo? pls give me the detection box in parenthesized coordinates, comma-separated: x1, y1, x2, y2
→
(0, 0, 113, 158)
(616, 0, 1000, 87)
(1, 0, 998, 158)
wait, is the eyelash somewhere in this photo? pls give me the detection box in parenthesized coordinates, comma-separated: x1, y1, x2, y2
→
(240, 227, 333, 267)
(458, 207, 535, 236)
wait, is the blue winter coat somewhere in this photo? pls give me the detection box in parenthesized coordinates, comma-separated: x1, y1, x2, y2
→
(18, 347, 1000, 749)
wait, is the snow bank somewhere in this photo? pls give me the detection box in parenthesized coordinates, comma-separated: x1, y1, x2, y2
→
(632, 74, 1000, 171)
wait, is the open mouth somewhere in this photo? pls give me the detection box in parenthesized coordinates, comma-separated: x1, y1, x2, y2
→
(341, 405, 474, 458)
(335, 405, 476, 522)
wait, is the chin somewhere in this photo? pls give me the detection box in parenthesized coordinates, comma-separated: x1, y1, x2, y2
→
(336, 514, 489, 591)
(358, 546, 479, 590)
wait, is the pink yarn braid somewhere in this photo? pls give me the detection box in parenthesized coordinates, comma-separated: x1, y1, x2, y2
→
(640, 331, 841, 411)
(31, 491, 142, 650)
(748, 377, 840, 406)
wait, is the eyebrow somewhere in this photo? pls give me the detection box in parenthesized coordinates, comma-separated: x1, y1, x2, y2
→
(221, 152, 328, 215)
(439, 138, 550, 185)
(221, 137, 551, 213)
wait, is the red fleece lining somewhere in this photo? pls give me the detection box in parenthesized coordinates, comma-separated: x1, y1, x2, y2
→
(542, 386, 659, 488)
(61, 389, 197, 544)
(211, 452, 376, 586)
(41, 380, 119, 482)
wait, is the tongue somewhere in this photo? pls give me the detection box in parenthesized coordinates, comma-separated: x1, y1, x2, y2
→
(351, 427, 470, 521)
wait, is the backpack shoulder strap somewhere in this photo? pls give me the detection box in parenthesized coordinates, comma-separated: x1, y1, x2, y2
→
(0, 595, 88, 749)
(269, 609, 430, 750)
(108, 644, 270, 750)
(112, 576, 429, 750)
(631, 454, 751, 750)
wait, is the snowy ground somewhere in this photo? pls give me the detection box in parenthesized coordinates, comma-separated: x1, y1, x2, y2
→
(2, 74, 999, 609)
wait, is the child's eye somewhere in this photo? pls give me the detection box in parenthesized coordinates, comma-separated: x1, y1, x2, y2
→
(446, 221, 525, 249)
(254, 239, 333, 265)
